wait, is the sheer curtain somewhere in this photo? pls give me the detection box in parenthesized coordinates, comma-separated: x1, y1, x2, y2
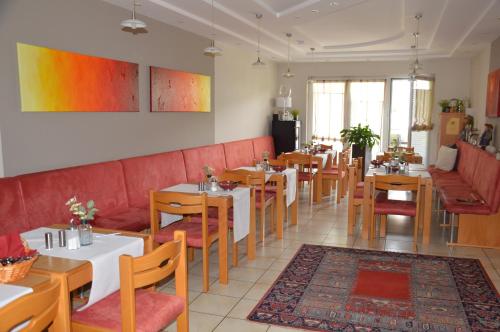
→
(311, 81, 345, 150)
(349, 81, 386, 153)
(411, 79, 434, 131)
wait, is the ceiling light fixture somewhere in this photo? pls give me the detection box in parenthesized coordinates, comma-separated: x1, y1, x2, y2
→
(203, 0, 222, 57)
(311, 9, 320, 13)
(409, 14, 423, 81)
(283, 33, 295, 78)
(252, 13, 266, 67)
(310, 47, 316, 61)
(121, 0, 146, 30)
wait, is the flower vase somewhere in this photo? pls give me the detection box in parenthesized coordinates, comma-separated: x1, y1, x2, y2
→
(78, 220, 93, 246)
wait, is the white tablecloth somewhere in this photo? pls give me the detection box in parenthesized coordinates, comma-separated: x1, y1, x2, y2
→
(161, 184, 251, 242)
(366, 164, 431, 179)
(237, 167, 297, 207)
(21, 227, 144, 310)
(0, 284, 32, 308)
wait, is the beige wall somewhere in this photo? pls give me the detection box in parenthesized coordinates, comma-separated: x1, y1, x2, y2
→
(489, 36, 500, 148)
(470, 46, 491, 132)
(277, 58, 471, 164)
(214, 44, 277, 143)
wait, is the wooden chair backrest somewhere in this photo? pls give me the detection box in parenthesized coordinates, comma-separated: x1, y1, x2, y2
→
(252, 159, 288, 168)
(223, 169, 264, 204)
(348, 165, 358, 197)
(280, 152, 313, 169)
(355, 157, 363, 182)
(320, 144, 333, 150)
(149, 191, 207, 235)
(405, 146, 415, 153)
(0, 280, 60, 332)
(120, 230, 187, 331)
(373, 174, 421, 192)
(218, 171, 251, 186)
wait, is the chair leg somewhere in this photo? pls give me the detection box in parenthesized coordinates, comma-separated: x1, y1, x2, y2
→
(336, 178, 341, 204)
(413, 216, 419, 246)
(271, 201, 276, 233)
(309, 180, 314, 205)
(187, 247, 194, 262)
(370, 213, 376, 239)
(380, 215, 387, 237)
(232, 242, 239, 267)
(259, 207, 265, 242)
(348, 198, 355, 235)
(202, 245, 209, 292)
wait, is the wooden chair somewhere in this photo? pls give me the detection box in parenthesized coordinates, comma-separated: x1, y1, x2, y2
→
(72, 230, 188, 332)
(347, 162, 364, 235)
(224, 169, 275, 242)
(322, 151, 347, 203)
(370, 174, 421, 246)
(217, 171, 253, 266)
(280, 152, 314, 204)
(149, 191, 218, 292)
(0, 280, 60, 332)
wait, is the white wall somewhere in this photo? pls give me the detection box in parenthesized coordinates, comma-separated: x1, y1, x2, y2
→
(277, 58, 471, 164)
(214, 44, 278, 142)
(470, 46, 491, 131)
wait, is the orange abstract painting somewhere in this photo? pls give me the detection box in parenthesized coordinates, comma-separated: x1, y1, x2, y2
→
(150, 66, 210, 112)
(17, 43, 139, 112)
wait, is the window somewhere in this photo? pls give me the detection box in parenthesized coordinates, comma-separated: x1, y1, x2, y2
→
(349, 81, 385, 153)
(311, 81, 345, 151)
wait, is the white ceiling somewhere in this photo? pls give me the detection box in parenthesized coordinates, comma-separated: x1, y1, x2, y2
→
(103, 0, 500, 62)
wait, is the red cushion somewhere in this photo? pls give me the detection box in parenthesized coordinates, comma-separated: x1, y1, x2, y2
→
(120, 151, 187, 208)
(356, 182, 364, 189)
(472, 152, 500, 210)
(374, 192, 417, 217)
(93, 208, 149, 232)
(0, 178, 30, 233)
(182, 145, 227, 183)
(252, 136, 275, 160)
(191, 214, 233, 228)
(298, 171, 313, 181)
(18, 161, 129, 229)
(456, 141, 480, 186)
(440, 189, 492, 215)
(155, 221, 219, 248)
(72, 289, 184, 332)
(354, 188, 364, 199)
(223, 139, 255, 169)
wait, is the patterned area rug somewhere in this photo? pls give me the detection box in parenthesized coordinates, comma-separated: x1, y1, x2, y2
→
(248, 245, 500, 331)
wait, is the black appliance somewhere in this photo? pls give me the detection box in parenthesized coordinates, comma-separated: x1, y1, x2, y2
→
(272, 119, 300, 155)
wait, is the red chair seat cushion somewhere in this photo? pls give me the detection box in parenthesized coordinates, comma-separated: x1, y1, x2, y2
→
(256, 191, 276, 209)
(298, 171, 313, 181)
(354, 188, 364, 199)
(374, 192, 417, 217)
(94, 208, 149, 232)
(155, 221, 218, 248)
(440, 190, 491, 215)
(72, 289, 184, 332)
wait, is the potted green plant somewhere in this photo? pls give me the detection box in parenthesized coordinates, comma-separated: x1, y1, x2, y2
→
(340, 124, 380, 175)
(291, 109, 300, 120)
(438, 99, 450, 112)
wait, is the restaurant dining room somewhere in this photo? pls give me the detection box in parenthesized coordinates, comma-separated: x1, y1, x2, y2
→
(1, 0, 500, 331)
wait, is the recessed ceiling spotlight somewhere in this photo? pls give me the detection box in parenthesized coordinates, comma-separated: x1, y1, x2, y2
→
(296, 40, 305, 45)
(330, 2, 339, 6)
(295, 16, 301, 19)
(311, 9, 320, 13)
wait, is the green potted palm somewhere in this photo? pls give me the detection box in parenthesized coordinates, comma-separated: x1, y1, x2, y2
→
(340, 124, 380, 176)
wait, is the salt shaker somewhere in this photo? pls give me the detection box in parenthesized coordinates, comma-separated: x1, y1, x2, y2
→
(44, 232, 53, 250)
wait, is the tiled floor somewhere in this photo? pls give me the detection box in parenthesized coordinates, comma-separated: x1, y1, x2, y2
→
(162, 189, 500, 332)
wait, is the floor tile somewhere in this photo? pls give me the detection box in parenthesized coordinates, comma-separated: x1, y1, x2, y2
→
(214, 318, 269, 332)
(227, 298, 259, 319)
(228, 266, 266, 282)
(190, 293, 240, 316)
(207, 279, 254, 298)
(244, 283, 272, 300)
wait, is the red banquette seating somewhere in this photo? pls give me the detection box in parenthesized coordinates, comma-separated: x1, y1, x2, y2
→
(429, 141, 500, 216)
(0, 136, 275, 233)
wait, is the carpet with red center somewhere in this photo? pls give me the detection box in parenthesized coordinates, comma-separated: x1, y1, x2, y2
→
(248, 245, 500, 331)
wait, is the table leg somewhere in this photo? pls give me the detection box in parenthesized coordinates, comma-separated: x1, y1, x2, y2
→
(218, 204, 228, 285)
(422, 180, 433, 245)
(362, 177, 372, 240)
(314, 173, 322, 203)
(247, 190, 256, 260)
(276, 180, 284, 239)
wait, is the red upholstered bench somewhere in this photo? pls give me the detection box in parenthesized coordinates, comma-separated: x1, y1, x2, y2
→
(0, 136, 276, 235)
(429, 141, 500, 248)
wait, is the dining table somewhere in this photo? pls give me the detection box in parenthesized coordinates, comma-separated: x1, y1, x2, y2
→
(161, 183, 255, 287)
(361, 164, 433, 244)
(22, 225, 152, 331)
(236, 166, 298, 239)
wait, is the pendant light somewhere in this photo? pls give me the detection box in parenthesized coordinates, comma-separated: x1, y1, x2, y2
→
(310, 47, 316, 61)
(121, 0, 146, 30)
(409, 14, 423, 81)
(252, 14, 266, 66)
(283, 33, 294, 78)
(203, 0, 222, 57)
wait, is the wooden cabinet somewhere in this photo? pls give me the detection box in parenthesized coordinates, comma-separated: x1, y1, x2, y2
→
(439, 112, 465, 146)
(486, 68, 500, 117)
